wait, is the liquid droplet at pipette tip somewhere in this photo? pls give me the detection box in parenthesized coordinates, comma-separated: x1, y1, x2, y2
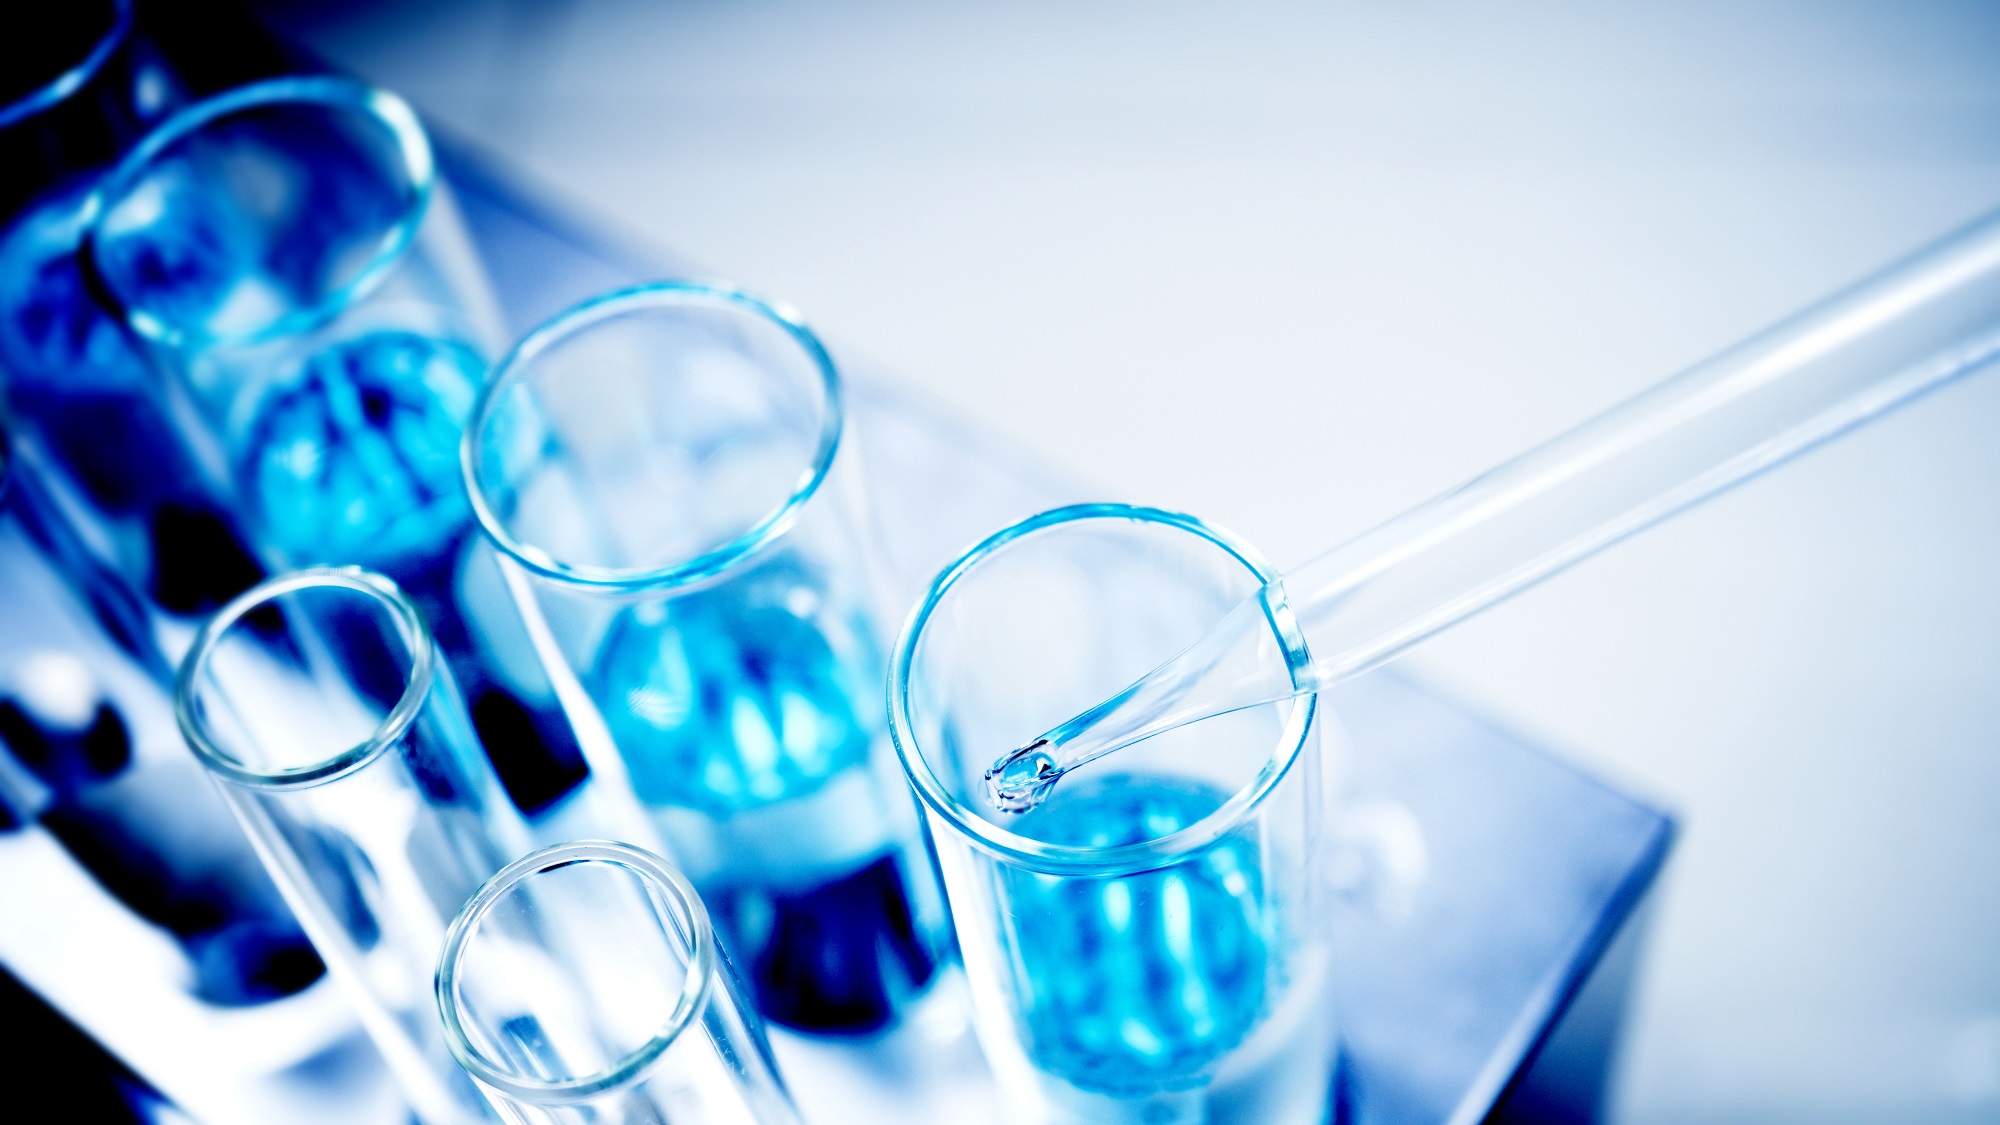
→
(982, 738, 1062, 814)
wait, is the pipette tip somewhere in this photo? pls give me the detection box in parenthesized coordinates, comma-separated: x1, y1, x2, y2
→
(982, 738, 1061, 814)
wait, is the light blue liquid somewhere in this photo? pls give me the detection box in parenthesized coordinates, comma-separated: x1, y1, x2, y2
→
(240, 330, 482, 573)
(592, 576, 872, 817)
(1006, 776, 1269, 1097)
(590, 573, 942, 1032)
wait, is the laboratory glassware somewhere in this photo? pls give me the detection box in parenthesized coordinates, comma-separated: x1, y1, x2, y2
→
(462, 281, 947, 1034)
(436, 840, 803, 1125)
(987, 205, 2000, 812)
(0, 422, 416, 1125)
(887, 504, 1334, 1125)
(80, 76, 598, 820)
(176, 565, 537, 1125)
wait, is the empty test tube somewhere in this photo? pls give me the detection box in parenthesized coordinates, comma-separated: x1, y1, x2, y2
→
(435, 841, 803, 1125)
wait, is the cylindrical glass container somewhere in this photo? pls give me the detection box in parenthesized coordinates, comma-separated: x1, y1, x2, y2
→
(80, 75, 504, 575)
(436, 840, 802, 1124)
(80, 77, 601, 822)
(888, 504, 1335, 1124)
(177, 566, 538, 1125)
(463, 281, 947, 1034)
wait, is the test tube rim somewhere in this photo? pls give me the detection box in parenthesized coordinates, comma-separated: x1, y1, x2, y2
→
(887, 502, 1318, 877)
(461, 278, 845, 594)
(433, 839, 720, 1105)
(77, 74, 435, 351)
(174, 565, 438, 791)
(0, 0, 133, 130)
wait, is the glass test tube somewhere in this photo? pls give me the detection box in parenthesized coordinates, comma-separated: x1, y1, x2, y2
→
(462, 282, 947, 1034)
(80, 77, 601, 822)
(176, 566, 537, 1125)
(436, 840, 802, 1124)
(888, 505, 1336, 1124)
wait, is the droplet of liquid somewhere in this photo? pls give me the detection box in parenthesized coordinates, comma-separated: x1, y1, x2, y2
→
(983, 738, 1062, 813)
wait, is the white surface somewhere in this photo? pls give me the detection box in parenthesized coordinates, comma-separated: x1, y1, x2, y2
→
(261, 2, 2000, 1119)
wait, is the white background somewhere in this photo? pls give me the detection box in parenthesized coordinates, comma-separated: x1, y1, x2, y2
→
(258, 2, 2000, 1119)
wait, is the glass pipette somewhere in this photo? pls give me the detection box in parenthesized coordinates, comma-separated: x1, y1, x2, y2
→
(986, 207, 2000, 813)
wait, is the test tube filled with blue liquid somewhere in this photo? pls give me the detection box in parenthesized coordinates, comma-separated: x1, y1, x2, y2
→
(77, 78, 597, 820)
(462, 282, 948, 1034)
(889, 505, 1338, 1124)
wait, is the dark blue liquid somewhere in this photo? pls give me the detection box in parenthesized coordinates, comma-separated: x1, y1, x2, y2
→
(1006, 776, 1269, 1096)
(592, 567, 939, 1032)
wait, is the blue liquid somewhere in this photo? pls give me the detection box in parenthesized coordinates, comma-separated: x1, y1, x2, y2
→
(594, 580, 872, 814)
(1006, 776, 1269, 1096)
(591, 569, 939, 1031)
(240, 330, 482, 573)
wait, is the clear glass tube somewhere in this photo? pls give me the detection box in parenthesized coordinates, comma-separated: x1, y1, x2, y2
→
(888, 504, 1335, 1125)
(989, 205, 2000, 809)
(436, 840, 802, 1125)
(176, 566, 539, 1124)
(462, 281, 948, 1035)
(80, 75, 505, 576)
(78, 76, 614, 827)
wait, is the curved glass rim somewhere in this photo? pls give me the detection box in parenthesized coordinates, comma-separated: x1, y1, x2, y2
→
(78, 75, 435, 351)
(0, 0, 133, 130)
(174, 566, 437, 791)
(462, 279, 845, 592)
(886, 503, 1316, 876)
(435, 840, 718, 1105)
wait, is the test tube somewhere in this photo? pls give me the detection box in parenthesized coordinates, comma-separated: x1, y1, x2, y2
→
(462, 281, 948, 1034)
(176, 566, 537, 1125)
(436, 840, 803, 1124)
(887, 504, 1336, 1124)
(80, 76, 602, 822)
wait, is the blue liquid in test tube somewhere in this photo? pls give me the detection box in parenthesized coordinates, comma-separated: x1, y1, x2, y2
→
(1001, 776, 1266, 1095)
(591, 556, 939, 1031)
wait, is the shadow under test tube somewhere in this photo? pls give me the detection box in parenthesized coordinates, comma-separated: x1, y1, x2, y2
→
(176, 566, 538, 1125)
(81, 76, 600, 822)
(888, 505, 1334, 1125)
(462, 281, 947, 1034)
(436, 840, 802, 1124)
(990, 205, 2000, 809)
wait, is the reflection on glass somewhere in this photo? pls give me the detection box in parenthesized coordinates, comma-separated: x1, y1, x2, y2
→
(464, 281, 946, 1034)
(889, 504, 1337, 1123)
